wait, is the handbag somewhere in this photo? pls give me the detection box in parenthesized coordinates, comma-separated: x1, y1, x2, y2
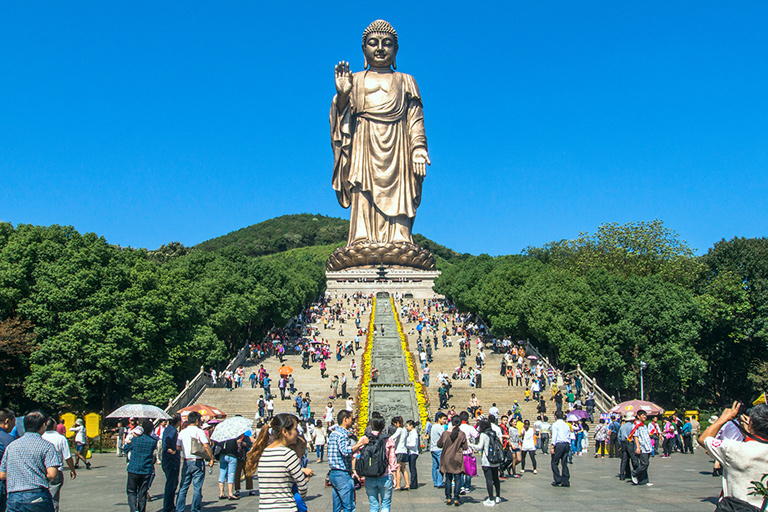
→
(190, 436, 209, 459)
(463, 454, 477, 477)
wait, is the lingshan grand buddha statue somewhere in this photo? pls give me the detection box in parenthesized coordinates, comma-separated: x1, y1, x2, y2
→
(326, 20, 436, 271)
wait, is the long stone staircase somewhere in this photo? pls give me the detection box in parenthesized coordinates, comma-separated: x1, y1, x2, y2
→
(193, 298, 608, 445)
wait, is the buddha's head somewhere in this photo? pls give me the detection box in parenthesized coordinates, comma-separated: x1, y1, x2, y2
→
(362, 19, 398, 70)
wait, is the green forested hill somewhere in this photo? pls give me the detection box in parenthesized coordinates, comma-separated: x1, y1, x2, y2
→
(193, 213, 469, 267)
(195, 214, 348, 256)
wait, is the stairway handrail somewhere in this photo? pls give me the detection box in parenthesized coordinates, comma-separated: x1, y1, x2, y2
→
(164, 369, 209, 415)
(563, 366, 618, 413)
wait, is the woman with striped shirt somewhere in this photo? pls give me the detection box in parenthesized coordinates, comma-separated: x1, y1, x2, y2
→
(245, 414, 311, 512)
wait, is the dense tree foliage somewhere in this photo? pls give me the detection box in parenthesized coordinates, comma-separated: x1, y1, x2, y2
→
(0, 222, 331, 413)
(436, 222, 768, 408)
(4, 213, 763, 413)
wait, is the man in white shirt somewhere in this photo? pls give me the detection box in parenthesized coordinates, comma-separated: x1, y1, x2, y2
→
(176, 411, 212, 512)
(699, 401, 768, 508)
(42, 417, 76, 512)
(429, 413, 448, 488)
(549, 411, 571, 487)
(488, 404, 500, 420)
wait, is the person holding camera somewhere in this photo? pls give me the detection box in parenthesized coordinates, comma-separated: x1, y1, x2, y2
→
(699, 401, 768, 510)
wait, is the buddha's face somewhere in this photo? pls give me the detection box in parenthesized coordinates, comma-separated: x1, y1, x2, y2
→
(363, 32, 397, 68)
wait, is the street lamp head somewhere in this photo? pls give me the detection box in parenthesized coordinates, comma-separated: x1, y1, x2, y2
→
(640, 361, 647, 370)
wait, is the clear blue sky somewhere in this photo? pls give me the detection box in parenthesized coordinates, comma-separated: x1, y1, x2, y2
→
(1, 2, 766, 255)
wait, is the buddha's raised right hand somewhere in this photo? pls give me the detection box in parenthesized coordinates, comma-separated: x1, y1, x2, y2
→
(335, 61, 353, 97)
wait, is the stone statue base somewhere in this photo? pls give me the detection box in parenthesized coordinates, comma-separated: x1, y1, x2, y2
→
(326, 242, 436, 271)
(325, 267, 442, 299)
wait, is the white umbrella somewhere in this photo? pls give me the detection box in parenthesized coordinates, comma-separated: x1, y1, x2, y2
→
(106, 404, 171, 420)
(210, 416, 253, 443)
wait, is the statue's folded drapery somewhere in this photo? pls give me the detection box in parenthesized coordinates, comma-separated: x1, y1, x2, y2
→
(331, 71, 427, 245)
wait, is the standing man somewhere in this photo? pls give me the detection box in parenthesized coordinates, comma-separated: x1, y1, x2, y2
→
(690, 415, 701, 450)
(0, 411, 61, 512)
(42, 418, 76, 512)
(618, 413, 635, 481)
(123, 420, 158, 512)
(607, 415, 621, 458)
(549, 411, 571, 487)
(341, 373, 348, 399)
(176, 411, 212, 512)
(262, 373, 272, 400)
(161, 414, 181, 512)
(539, 416, 551, 455)
(630, 410, 653, 486)
(327, 410, 368, 512)
(429, 413, 448, 488)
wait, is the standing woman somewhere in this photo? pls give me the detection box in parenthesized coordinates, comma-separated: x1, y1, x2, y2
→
(593, 419, 609, 458)
(390, 417, 409, 491)
(312, 420, 326, 463)
(217, 436, 241, 500)
(405, 420, 420, 489)
(438, 415, 468, 506)
(520, 419, 538, 474)
(245, 414, 311, 511)
(662, 418, 676, 458)
(324, 403, 335, 428)
(469, 419, 502, 507)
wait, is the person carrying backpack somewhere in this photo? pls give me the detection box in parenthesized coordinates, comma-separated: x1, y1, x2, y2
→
(469, 418, 504, 507)
(361, 416, 395, 512)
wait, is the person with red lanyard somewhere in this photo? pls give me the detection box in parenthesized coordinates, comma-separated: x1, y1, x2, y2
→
(699, 401, 768, 511)
(628, 410, 653, 486)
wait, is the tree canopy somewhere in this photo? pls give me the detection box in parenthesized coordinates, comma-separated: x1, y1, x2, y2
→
(0, 222, 331, 413)
(436, 221, 768, 409)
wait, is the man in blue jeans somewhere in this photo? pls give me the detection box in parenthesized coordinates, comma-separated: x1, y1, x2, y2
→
(429, 413, 448, 487)
(327, 410, 368, 512)
(176, 412, 212, 512)
(0, 411, 61, 512)
(161, 414, 181, 512)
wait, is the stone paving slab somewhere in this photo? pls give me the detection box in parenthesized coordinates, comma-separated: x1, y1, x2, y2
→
(60, 448, 720, 511)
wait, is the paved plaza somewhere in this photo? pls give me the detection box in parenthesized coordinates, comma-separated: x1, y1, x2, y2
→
(61, 448, 721, 512)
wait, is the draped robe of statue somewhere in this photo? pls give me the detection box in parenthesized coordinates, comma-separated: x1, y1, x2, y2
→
(331, 70, 427, 245)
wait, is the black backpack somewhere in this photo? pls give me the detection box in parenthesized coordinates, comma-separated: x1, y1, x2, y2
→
(357, 434, 388, 478)
(486, 430, 505, 465)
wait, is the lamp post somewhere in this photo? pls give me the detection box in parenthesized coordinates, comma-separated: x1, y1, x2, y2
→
(640, 361, 647, 401)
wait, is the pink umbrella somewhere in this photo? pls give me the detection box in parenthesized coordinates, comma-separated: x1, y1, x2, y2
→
(609, 400, 665, 417)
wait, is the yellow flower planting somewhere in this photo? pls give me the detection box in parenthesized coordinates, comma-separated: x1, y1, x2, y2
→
(357, 298, 376, 437)
(390, 297, 430, 430)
